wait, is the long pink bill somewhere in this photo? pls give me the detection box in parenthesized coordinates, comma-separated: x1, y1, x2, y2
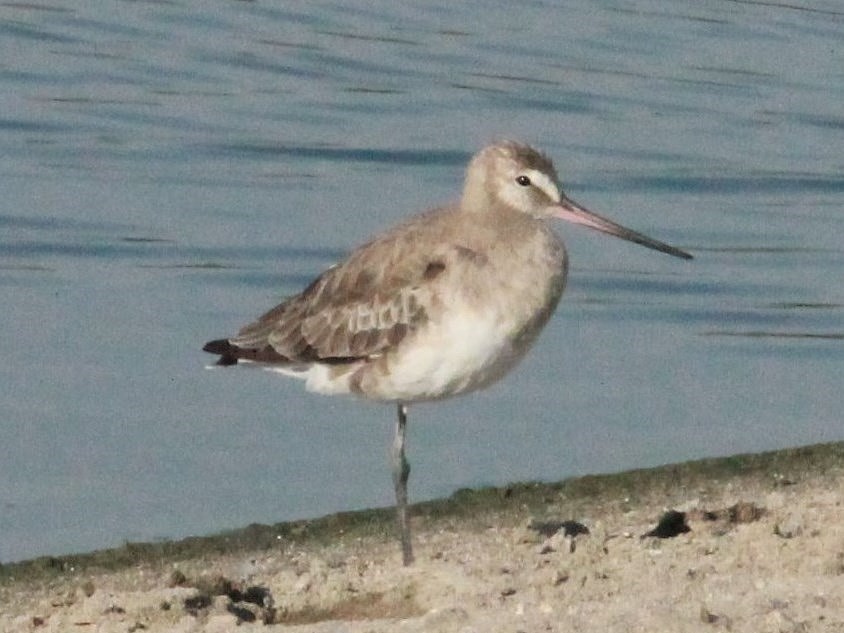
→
(553, 195, 693, 260)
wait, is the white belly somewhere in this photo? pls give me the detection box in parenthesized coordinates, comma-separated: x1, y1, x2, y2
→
(370, 307, 528, 401)
(269, 298, 548, 403)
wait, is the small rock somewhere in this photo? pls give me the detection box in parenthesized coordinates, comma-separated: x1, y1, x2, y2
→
(643, 511, 690, 538)
(262, 606, 279, 625)
(421, 607, 470, 628)
(52, 589, 77, 607)
(227, 602, 258, 623)
(205, 613, 239, 633)
(172, 615, 199, 633)
(211, 594, 231, 613)
(294, 574, 312, 593)
(772, 473, 797, 486)
(538, 530, 578, 555)
(774, 516, 803, 539)
(196, 574, 234, 597)
(184, 593, 212, 615)
(700, 605, 730, 626)
(529, 519, 589, 538)
(729, 501, 765, 524)
(232, 584, 273, 608)
(763, 608, 804, 633)
(169, 570, 188, 587)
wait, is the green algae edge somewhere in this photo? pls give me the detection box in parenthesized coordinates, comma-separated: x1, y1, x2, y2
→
(2, 440, 842, 586)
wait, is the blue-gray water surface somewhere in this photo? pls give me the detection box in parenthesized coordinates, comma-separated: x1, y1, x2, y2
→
(1, 0, 842, 563)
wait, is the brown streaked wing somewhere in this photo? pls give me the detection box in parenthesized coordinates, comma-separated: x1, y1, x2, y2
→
(229, 214, 451, 363)
(228, 296, 295, 349)
(294, 284, 428, 359)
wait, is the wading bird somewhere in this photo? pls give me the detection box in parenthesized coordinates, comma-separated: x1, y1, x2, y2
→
(203, 141, 692, 565)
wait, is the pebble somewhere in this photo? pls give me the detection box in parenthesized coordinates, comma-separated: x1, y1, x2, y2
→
(774, 516, 803, 539)
(205, 613, 239, 633)
(643, 511, 690, 538)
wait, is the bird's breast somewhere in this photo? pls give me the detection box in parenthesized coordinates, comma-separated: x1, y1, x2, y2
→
(354, 225, 567, 402)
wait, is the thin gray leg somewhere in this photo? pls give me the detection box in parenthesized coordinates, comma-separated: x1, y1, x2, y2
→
(391, 402, 414, 565)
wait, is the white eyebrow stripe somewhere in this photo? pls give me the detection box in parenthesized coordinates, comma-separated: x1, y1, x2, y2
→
(524, 169, 560, 202)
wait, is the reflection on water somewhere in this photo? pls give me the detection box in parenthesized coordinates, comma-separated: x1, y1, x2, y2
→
(200, 143, 471, 166)
(1, 0, 842, 562)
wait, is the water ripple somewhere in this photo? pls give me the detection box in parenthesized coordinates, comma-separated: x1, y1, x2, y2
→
(198, 143, 470, 166)
(595, 173, 844, 194)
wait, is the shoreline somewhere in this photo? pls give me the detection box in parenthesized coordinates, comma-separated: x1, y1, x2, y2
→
(2, 441, 843, 631)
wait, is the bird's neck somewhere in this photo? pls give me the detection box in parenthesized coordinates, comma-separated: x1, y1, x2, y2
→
(460, 170, 498, 213)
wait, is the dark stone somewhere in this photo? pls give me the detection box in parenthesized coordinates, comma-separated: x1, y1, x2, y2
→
(529, 519, 590, 538)
(643, 510, 690, 538)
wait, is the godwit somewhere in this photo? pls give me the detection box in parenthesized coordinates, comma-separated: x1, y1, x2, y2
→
(203, 141, 692, 566)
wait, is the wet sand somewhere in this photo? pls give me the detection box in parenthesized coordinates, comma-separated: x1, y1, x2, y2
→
(2, 442, 843, 632)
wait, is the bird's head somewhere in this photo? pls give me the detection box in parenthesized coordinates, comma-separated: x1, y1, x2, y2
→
(463, 141, 692, 260)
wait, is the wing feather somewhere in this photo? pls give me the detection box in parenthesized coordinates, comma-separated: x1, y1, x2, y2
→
(227, 209, 457, 364)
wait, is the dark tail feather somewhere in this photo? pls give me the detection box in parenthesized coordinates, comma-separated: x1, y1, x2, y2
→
(203, 338, 293, 365)
(202, 339, 240, 366)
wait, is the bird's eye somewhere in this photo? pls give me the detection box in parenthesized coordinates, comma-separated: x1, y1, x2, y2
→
(516, 175, 531, 187)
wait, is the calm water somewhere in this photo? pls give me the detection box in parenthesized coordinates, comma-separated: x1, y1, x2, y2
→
(1, 0, 843, 563)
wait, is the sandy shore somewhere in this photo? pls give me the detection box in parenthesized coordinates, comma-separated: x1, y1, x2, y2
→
(2, 442, 843, 632)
